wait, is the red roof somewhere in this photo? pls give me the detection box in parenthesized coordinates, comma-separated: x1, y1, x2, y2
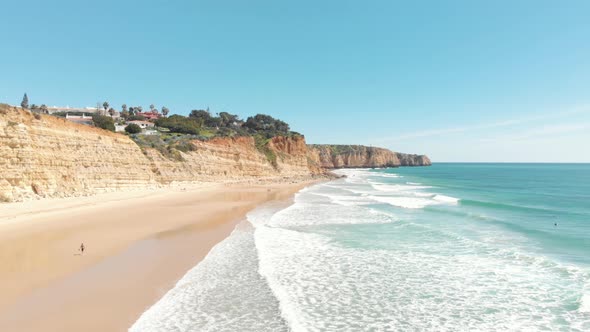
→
(137, 111, 161, 120)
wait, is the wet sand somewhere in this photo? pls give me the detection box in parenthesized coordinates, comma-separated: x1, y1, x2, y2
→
(0, 181, 313, 331)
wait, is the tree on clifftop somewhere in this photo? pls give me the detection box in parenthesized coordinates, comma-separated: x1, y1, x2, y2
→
(21, 93, 29, 109)
(244, 114, 290, 137)
(161, 106, 169, 117)
(102, 101, 109, 112)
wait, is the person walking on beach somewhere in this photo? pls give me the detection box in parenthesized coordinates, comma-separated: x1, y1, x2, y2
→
(80, 243, 85, 254)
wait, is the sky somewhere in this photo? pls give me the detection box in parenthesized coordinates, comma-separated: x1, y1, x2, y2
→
(1, 0, 589, 162)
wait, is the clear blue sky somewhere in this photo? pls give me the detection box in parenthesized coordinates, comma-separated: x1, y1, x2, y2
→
(2, 0, 589, 162)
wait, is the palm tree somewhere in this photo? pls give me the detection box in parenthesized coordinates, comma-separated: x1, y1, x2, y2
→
(162, 106, 169, 117)
(103, 102, 109, 113)
(108, 108, 115, 117)
(121, 104, 127, 113)
(149, 104, 155, 111)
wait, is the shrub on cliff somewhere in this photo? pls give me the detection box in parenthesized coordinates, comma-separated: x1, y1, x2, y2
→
(244, 114, 290, 138)
(189, 109, 242, 129)
(125, 123, 142, 134)
(254, 134, 278, 168)
(92, 114, 115, 132)
(189, 109, 213, 125)
(155, 115, 201, 135)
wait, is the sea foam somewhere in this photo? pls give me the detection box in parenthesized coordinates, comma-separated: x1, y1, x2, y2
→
(131, 167, 590, 331)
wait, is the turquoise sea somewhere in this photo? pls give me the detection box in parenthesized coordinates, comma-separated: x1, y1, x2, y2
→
(131, 163, 590, 331)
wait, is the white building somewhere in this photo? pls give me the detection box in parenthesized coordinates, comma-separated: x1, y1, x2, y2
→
(127, 120, 155, 129)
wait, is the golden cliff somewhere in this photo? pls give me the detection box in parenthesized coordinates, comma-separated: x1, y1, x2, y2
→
(0, 105, 431, 202)
(0, 106, 315, 202)
(307, 144, 431, 168)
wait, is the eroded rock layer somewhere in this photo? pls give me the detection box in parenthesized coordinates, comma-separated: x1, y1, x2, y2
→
(0, 105, 431, 202)
(0, 106, 313, 202)
(307, 144, 431, 169)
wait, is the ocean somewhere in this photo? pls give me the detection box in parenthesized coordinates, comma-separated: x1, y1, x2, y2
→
(130, 163, 590, 331)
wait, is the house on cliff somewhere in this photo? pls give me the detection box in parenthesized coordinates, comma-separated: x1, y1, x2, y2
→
(136, 111, 161, 120)
(127, 120, 155, 129)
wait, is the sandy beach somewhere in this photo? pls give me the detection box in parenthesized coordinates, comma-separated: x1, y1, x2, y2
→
(0, 180, 314, 332)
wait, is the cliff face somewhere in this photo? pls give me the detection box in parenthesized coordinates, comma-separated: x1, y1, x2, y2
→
(307, 144, 431, 169)
(0, 104, 431, 202)
(145, 135, 314, 185)
(0, 106, 156, 202)
(0, 106, 314, 202)
(396, 153, 432, 167)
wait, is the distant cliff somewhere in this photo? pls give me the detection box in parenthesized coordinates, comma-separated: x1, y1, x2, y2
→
(396, 153, 432, 166)
(307, 144, 431, 169)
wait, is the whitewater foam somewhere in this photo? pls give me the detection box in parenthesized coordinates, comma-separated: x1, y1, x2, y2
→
(433, 194, 460, 204)
(130, 166, 590, 331)
(252, 189, 590, 331)
(369, 182, 432, 192)
(130, 221, 288, 332)
(581, 294, 590, 313)
(369, 195, 437, 209)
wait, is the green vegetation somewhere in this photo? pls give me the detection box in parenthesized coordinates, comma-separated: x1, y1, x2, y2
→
(127, 115, 146, 121)
(254, 134, 278, 168)
(92, 114, 115, 132)
(51, 111, 85, 118)
(147, 111, 295, 165)
(151, 109, 294, 141)
(155, 115, 202, 135)
(125, 123, 142, 134)
(131, 133, 202, 162)
(175, 140, 197, 153)
(21, 93, 29, 109)
(243, 114, 290, 138)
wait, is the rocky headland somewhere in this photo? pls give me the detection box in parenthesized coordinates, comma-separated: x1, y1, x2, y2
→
(307, 144, 431, 168)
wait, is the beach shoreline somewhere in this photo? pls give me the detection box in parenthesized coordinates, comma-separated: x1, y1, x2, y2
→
(0, 179, 319, 332)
